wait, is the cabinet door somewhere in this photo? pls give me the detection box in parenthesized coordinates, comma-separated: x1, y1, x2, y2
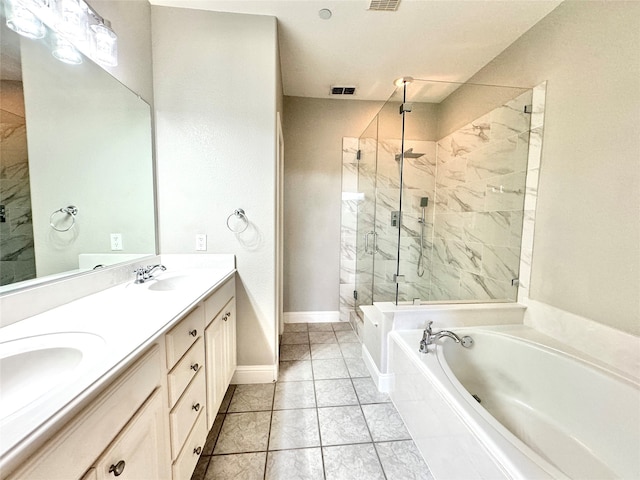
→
(94, 389, 168, 480)
(223, 299, 237, 385)
(205, 317, 226, 428)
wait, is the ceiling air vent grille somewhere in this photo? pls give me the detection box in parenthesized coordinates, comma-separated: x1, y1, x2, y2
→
(331, 86, 356, 95)
(368, 0, 400, 11)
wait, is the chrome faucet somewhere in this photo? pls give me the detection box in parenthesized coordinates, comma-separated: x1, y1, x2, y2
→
(133, 264, 167, 284)
(419, 321, 473, 354)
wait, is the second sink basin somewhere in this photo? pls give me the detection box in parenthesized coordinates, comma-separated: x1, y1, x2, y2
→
(145, 274, 197, 291)
(0, 332, 106, 422)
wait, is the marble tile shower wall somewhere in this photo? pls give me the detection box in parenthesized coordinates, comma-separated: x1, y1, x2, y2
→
(0, 91, 36, 286)
(432, 90, 534, 301)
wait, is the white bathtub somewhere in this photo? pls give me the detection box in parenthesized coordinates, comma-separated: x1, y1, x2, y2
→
(388, 325, 640, 480)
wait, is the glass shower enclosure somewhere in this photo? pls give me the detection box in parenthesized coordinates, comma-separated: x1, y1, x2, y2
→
(353, 78, 536, 311)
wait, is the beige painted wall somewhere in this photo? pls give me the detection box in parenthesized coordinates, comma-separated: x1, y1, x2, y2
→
(453, 1, 640, 335)
(152, 6, 280, 366)
(283, 97, 384, 312)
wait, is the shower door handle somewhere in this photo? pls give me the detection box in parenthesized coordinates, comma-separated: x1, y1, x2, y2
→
(364, 231, 378, 255)
(364, 231, 374, 255)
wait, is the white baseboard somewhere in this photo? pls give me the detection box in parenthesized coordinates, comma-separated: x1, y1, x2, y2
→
(231, 364, 277, 384)
(284, 311, 341, 323)
(362, 344, 394, 393)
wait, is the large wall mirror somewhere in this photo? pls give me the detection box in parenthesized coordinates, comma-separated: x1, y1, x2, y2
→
(0, 10, 156, 293)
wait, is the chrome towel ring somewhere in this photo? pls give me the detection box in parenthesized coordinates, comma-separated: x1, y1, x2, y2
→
(226, 208, 249, 233)
(50, 205, 78, 232)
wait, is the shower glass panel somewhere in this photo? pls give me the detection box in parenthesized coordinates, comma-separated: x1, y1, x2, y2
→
(354, 116, 378, 309)
(354, 88, 404, 311)
(397, 79, 533, 303)
(353, 77, 537, 311)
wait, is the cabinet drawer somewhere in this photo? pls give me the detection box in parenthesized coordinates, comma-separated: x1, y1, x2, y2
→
(169, 369, 205, 459)
(204, 277, 235, 327)
(171, 410, 207, 480)
(166, 306, 204, 369)
(168, 337, 205, 408)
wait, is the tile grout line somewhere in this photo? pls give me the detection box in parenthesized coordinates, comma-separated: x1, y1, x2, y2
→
(349, 352, 389, 480)
(308, 331, 328, 480)
(261, 380, 277, 480)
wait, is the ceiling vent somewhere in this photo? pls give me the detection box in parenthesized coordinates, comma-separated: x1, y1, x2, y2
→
(368, 0, 401, 11)
(331, 86, 356, 95)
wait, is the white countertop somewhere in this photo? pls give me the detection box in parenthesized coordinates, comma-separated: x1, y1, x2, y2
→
(0, 254, 235, 472)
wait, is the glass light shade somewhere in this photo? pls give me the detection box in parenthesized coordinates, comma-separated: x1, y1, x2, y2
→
(54, 0, 87, 44)
(91, 22, 117, 66)
(4, 0, 46, 39)
(52, 36, 82, 64)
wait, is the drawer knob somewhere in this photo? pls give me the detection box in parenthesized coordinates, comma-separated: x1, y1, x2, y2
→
(223, 311, 231, 321)
(193, 446, 202, 456)
(191, 363, 199, 372)
(222, 315, 228, 322)
(192, 403, 201, 412)
(109, 460, 126, 477)
(189, 329, 198, 337)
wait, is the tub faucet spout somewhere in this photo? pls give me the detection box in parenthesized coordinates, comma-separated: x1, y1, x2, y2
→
(419, 321, 474, 353)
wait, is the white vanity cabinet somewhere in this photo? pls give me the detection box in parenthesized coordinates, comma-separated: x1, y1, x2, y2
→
(2, 270, 238, 480)
(204, 277, 236, 428)
(5, 347, 169, 480)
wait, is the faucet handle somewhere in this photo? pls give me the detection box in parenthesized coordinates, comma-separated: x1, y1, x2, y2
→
(425, 321, 433, 334)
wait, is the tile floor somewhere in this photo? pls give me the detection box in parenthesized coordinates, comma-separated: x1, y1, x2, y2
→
(191, 321, 433, 480)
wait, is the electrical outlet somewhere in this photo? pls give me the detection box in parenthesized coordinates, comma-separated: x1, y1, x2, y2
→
(110, 233, 123, 251)
(195, 234, 207, 251)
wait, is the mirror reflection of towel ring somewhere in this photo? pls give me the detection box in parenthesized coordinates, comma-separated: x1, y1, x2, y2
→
(226, 208, 249, 233)
(50, 206, 78, 232)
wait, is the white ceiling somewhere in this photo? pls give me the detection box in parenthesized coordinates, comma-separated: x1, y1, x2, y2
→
(154, 0, 563, 102)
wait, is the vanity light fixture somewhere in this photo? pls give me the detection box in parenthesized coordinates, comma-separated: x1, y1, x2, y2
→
(52, 35, 82, 64)
(3, 0, 118, 67)
(4, 0, 46, 39)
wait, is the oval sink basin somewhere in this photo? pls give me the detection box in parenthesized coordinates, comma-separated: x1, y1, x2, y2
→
(0, 332, 105, 421)
(145, 274, 200, 291)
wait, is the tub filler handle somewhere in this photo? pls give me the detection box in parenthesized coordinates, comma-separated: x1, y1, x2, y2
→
(419, 321, 474, 353)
